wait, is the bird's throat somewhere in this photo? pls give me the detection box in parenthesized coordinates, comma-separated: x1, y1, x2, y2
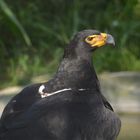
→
(55, 57, 100, 91)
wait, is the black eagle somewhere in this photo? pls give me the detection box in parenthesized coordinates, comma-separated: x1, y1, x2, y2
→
(0, 29, 121, 140)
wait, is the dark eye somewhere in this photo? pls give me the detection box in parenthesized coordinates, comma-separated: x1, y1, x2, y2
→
(87, 36, 95, 41)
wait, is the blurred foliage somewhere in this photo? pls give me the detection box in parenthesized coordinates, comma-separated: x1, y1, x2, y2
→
(0, 0, 140, 88)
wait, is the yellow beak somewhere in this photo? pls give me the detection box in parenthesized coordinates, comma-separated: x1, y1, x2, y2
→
(85, 33, 115, 48)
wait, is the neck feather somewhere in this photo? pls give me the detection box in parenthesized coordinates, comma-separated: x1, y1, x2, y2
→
(46, 47, 100, 92)
(55, 57, 100, 90)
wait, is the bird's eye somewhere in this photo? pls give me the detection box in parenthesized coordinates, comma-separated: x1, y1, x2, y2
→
(87, 36, 95, 41)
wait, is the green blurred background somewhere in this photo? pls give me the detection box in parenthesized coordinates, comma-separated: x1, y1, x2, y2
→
(0, 0, 140, 139)
(0, 0, 140, 87)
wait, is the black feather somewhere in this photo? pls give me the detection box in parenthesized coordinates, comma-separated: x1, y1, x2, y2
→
(0, 29, 121, 140)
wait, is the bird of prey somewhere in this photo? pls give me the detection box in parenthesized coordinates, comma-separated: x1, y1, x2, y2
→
(0, 29, 121, 140)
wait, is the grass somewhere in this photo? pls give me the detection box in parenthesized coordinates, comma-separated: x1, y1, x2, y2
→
(118, 118, 140, 140)
(0, 0, 140, 88)
(117, 112, 140, 140)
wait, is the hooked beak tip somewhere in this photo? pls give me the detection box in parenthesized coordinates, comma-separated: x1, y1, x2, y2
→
(106, 34, 115, 47)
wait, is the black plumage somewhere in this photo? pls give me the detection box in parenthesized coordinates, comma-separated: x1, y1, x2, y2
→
(0, 29, 121, 140)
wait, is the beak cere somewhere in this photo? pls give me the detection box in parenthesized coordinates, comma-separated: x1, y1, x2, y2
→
(85, 33, 115, 48)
